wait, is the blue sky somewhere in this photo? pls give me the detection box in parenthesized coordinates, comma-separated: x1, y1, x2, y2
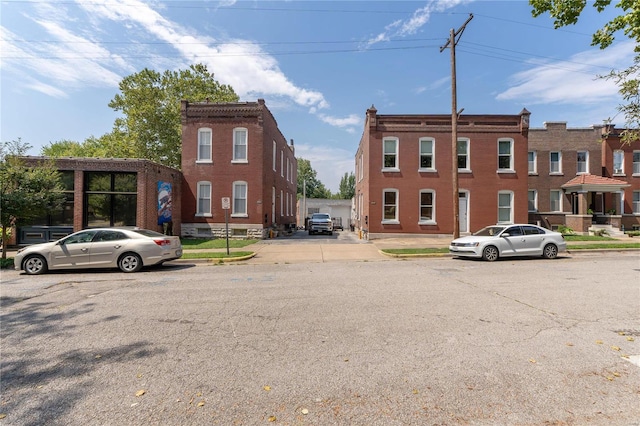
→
(1, 0, 636, 192)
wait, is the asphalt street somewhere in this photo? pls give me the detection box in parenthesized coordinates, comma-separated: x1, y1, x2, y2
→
(1, 251, 639, 425)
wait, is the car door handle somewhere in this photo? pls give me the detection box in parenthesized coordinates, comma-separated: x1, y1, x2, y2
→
(113, 245, 121, 249)
(81, 248, 89, 252)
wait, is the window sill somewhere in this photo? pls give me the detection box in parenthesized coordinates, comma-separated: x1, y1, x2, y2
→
(418, 221, 437, 226)
(528, 172, 538, 176)
(195, 213, 212, 218)
(381, 168, 400, 173)
(231, 213, 248, 218)
(381, 220, 400, 225)
(497, 169, 516, 174)
(576, 172, 589, 175)
(458, 169, 472, 174)
(549, 172, 564, 176)
(196, 160, 213, 164)
(418, 168, 437, 173)
(613, 173, 626, 177)
(231, 160, 248, 164)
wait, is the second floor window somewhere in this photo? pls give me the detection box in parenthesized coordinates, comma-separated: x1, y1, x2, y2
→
(577, 151, 588, 174)
(233, 128, 247, 162)
(383, 138, 398, 169)
(198, 128, 212, 162)
(419, 138, 434, 170)
(528, 151, 537, 174)
(613, 150, 624, 174)
(457, 139, 469, 170)
(633, 151, 640, 175)
(498, 139, 513, 171)
(550, 151, 562, 174)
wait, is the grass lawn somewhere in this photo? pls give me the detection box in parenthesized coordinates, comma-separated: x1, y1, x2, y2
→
(180, 238, 258, 250)
(181, 251, 254, 260)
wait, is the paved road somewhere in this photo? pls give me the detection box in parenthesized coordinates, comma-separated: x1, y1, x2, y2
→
(1, 253, 639, 425)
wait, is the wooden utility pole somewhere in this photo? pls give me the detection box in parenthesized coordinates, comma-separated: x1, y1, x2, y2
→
(440, 13, 473, 239)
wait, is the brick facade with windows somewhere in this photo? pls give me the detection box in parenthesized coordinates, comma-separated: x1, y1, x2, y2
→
(17, 157, 182, 244)
(601, 128, 640, 230)
(354, 106, 530, 238)
(527, 122, 604, 229)
(180, 99, 297, 239)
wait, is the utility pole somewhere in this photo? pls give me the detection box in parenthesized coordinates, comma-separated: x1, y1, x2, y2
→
(440, 13, 473, 240)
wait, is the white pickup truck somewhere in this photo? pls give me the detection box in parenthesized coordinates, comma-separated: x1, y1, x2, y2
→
(308, 213, 333, 235)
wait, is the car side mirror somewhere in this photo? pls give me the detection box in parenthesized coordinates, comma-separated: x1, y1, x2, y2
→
(501, 232, 510, 237)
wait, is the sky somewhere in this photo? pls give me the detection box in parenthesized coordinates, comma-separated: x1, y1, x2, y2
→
(1, 0, 636, 193)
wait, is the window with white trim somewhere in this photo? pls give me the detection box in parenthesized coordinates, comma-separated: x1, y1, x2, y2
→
(280, 189, 283, 216)
(528, 151, 537, 174)
(382, 189, 399, 223)
(498, 139, 514, 171)
(457, 138, 470, 170)
(358, 153, 364, 181)
(576, 151, 588, 174)
(419, 190, 435, 224)
(633, 191, 640, 214)
(383, 137, 399, 170)
(232, 181, 247, 216)
(497, 191, 513, 224)
(550, 151, 562, 174)
(197, 128, 212, 163)
(272, 141, 276, 171)
(633, 151, 640, 175)
(528, 190, 537, 212)
(232, 128, 248, 162)
(550, 190, 562, 212)
(613, 150, 624, 174)
(419, 138, 435, 171)
(196, 181, 211, 216)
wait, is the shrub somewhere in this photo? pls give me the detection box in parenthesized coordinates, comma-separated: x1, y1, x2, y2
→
(557, 225, 576, 235)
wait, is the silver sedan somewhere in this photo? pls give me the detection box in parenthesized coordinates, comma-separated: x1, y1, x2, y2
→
(15, 228, 182, 275)
(449, 224, 567, 261)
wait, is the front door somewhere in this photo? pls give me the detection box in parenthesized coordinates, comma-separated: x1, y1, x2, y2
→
(459, 192, 468, 233)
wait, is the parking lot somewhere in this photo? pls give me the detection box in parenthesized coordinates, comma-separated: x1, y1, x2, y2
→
(1, 251, 639, 425)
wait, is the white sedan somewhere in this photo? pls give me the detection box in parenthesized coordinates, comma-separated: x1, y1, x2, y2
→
(449, 224, 567, 261)
(15, 228, 182, 275)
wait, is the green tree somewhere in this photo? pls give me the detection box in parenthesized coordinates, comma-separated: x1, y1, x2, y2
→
(337, 172, 355, 199)
(0, 139, 65, 259)
(297, 158, 332, 199)
(43, 64, 239, 168)
(530, 0, 640, 142)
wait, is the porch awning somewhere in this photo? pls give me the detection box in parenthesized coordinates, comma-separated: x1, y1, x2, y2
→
(561, 173, 630, 193)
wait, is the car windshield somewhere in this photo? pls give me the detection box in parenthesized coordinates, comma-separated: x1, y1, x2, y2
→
(473, 226, 505, 237)
(312, 214, 330, 220)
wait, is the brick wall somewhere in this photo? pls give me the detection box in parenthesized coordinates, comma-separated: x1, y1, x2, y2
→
(180, 100, 297, 239)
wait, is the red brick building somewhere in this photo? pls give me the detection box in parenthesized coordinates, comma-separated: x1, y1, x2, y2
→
(16, 157, 181, 244)
(180, 99, 297, 239)
(354, 106, 531, 238)
(528, 122, 639, 233)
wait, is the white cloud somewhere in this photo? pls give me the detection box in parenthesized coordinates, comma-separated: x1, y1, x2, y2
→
(77, 0, 329, 111)
(295, 143, 354, 193)
(497, 42, 635, 105)
(318, 113, 361, 128)
(366, 0, 472, 47)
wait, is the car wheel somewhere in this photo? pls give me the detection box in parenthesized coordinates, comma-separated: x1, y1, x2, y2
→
(118, 253, 143, 273)
(543, 243, 558, 259)
(329, 231, 333, 236)
(482, 245, 499, 262)
(23, 255, 48, 275)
